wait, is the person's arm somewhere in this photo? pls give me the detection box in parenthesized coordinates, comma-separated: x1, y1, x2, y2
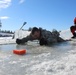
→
(16, 34, 34, 44)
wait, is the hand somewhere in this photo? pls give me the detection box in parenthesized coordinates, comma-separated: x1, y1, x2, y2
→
(16, 39, 22, 44)
(39, 38, 47, 45)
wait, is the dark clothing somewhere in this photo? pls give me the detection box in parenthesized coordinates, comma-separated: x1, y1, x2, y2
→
(70, 25, 76, 38)
(70, 26, 76, 34)
(16, 28, 65, 45)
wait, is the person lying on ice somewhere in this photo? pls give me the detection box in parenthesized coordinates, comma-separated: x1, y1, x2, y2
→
(70, 17, 76, 38)
(16, 27, 67, 46)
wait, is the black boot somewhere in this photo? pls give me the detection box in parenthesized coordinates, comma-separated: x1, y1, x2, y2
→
(71, 36, 76, 38)
(71, 33, 76, 39)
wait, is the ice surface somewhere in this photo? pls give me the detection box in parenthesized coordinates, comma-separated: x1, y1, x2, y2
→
(0, 41, 76, 75)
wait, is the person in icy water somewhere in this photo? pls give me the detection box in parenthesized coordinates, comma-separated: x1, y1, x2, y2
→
(70, 17, 76, 38)
(16, 27, 65, 46)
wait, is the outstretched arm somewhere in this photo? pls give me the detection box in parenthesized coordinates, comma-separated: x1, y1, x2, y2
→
(16, 35, 34, 44)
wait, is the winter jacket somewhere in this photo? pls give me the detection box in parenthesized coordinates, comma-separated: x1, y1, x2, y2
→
(16, 28, 65, 45)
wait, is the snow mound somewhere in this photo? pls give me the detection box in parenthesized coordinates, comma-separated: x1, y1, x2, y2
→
(14, 30, 31, 39)
(60, 29, 72, 39)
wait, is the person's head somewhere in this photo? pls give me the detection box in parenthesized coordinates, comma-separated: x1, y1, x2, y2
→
(31, 27, 40, 39)
(74, 17, 76, 25)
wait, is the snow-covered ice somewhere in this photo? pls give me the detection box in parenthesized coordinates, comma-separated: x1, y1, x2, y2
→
(0, 29, 76, 75)
(0, 30, 30, 44)
(0, 37, 15, 44)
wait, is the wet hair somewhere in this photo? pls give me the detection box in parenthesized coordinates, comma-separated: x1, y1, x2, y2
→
(31, 27, 39, 34)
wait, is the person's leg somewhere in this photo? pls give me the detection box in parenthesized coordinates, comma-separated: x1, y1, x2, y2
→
(70, 26, 76, 38)
(70, 26, 75, 34)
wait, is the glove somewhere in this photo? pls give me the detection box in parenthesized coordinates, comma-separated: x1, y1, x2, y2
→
(39, 38, 47, 45)
(16, 39, 22, 44)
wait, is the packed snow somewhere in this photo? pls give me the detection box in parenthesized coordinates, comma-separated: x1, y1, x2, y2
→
(0, 30, 30, 44)
(60, 29, 72, 39)
(0, 29, 76, 75)
(14, 30, 31, 39)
